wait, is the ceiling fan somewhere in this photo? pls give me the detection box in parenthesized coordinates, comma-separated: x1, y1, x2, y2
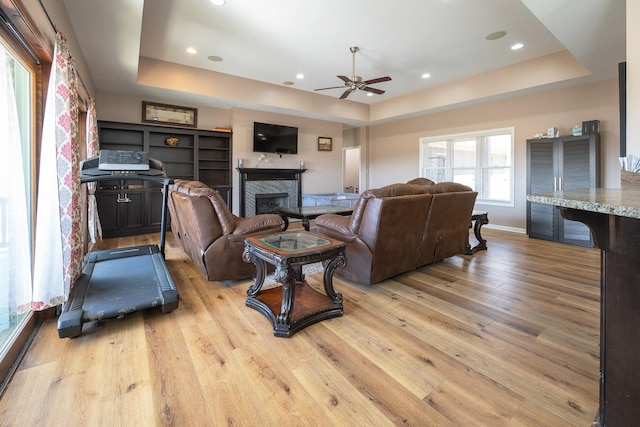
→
(314, 47, 391, 100)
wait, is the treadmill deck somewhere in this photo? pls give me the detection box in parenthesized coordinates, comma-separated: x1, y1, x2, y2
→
(57, 244, 179, 338)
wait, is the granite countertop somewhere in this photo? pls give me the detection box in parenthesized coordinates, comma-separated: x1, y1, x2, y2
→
(527, 188, 640, 220)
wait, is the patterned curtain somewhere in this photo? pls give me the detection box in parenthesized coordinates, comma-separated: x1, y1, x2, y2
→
(32, 31, 82, 309)
(86, 98, 102, 243)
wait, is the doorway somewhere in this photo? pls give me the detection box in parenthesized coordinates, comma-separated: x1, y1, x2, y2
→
(343, 147, 361, 194)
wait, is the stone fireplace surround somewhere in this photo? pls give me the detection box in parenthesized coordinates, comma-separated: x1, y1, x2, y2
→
(238, 168, 306, 217)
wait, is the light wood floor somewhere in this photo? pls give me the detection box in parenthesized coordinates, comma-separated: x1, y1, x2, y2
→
(0, 228, 601, 426)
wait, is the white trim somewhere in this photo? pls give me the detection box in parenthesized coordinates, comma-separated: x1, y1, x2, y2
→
(484, 224, 526, 234)
(420, 127, 515, 142)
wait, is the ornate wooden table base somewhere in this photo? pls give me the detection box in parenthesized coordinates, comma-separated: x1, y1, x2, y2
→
(243, 231, 346, 338)
(278, 206, 353, 231)
(465, 210, 489, 254)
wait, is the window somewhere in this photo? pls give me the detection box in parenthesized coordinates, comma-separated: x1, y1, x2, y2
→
(0, 39, 33, 357)
(420, 128, 514, 206)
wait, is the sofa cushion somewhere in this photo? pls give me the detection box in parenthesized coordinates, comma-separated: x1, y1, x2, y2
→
(423, 181, 473, 194)
(417, 190, 477, 266)
(407, 177, 435, 186)
(360, 195, 432, 283)
(349, 183, 429, 234)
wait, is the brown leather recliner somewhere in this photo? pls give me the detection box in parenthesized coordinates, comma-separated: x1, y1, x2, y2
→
(314, 182, 477, 285)
(167, 180, 284, 281)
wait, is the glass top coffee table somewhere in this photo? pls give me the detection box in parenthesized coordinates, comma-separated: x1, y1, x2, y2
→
(278, 206, 353, 231)
(242, 231, 346, 337)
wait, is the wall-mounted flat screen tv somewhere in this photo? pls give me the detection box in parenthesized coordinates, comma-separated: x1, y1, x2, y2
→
(253, 122, 298, 154)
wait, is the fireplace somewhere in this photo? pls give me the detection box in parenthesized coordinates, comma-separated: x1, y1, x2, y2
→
(238, 168, 306, 216)
(255, 192, 289, 214)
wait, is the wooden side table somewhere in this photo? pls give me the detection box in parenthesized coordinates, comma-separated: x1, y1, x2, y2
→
(465, 210, 489, 254)
(278, 206, 353, 231)
(242, 231, 346, 337)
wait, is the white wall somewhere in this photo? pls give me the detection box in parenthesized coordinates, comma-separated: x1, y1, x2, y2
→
(369, 79, 620, 230)
(96, 91, 231, 129)
(229, 109, 343, 212)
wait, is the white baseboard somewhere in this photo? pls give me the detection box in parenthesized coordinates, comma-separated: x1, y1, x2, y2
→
(483, 224, 526, 234)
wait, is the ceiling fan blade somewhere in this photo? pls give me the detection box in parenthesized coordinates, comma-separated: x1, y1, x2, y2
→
(314, 86, 347, 91)
(363, 76, 391, 85)
(339, 89, 353, 99)
(361, 86, 385, 95)
(338, 75, 353, 83)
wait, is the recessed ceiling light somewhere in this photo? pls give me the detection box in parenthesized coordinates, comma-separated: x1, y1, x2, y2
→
(210, 0, 225, 5)
(422, 73, 431, 79)
(296, 74, 304, 79)
(367, 93, 373, 97)
(283, 81, 294, 86)
(486, 31, 507, 41)
(511, 43, 524, 50)
(207, 55, 223, 62)
(186, 47, 197, 54)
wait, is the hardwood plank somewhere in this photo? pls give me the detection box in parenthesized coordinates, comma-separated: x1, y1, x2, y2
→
(95, 313, 155, 425)
(0, 229, 602, 426)
(0, 361, 60, 425)
(143, 310, 214, 425)
(326, 304, 441, 398)
(291, 355, 395, 426)
(180, 321, 269, 426)
(304, 324, 454, 426)
(231, 339, 328, 425)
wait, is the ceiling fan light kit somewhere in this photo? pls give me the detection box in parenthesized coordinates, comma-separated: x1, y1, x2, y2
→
(314, 46, 391, 99)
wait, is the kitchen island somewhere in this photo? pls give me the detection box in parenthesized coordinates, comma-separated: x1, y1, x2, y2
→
(527, 188, 640, 427)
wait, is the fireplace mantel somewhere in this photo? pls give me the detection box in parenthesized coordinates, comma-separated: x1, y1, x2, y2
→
(238, 168, 306, 216)
(238, 168, 306, 180)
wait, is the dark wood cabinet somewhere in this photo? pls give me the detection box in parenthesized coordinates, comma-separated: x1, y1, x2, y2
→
(558, 204, 640, 427)
(96, 189, 153, 237)
(97, 121, 232, 237)
(526, 133, 600, 247)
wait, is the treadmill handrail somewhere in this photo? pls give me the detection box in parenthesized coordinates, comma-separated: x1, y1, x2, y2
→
(79, 156, 174, 256)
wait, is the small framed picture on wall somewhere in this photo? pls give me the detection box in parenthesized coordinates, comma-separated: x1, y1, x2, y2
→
(318, 137, 332, 151)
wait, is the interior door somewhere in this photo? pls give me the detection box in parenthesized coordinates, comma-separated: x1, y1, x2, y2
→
(343, 147, 361, 194)
(559, 137, 595, 246)
(527, 139, 556, 241)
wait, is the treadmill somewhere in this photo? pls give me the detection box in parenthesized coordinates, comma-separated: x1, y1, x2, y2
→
(57, 152, 179, 338)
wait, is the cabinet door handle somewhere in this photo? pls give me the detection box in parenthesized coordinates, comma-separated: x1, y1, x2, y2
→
(117, 193, 131, 203)
(554, 177, 557, 191)
(558, 177, 562, 191)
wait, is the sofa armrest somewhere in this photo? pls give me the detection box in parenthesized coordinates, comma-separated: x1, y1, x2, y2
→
(315, 214, 357, 242)
(233, 214, 283, 235)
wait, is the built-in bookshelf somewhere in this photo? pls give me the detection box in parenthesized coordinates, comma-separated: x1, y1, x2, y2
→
(97, 121, 232, 237)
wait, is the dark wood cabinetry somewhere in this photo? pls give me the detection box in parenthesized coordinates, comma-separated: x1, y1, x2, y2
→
(526, 133, 600, 247)
(97, 121, 232, 237)
(528, 190, 640, 426)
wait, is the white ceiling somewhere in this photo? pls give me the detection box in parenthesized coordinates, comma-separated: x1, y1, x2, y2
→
(62, 0, 625, 126)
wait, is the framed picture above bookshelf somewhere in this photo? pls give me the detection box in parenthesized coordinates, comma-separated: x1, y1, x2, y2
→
(142, 101, 197, 128)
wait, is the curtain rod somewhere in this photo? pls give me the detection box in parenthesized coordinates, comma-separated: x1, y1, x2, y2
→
(0, 9, 41, 64)
(38, 0, 90, 98)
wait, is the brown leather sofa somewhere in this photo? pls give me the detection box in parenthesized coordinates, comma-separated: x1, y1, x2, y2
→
(167, 180, 284, 281)
(314, 181, 477, 285)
